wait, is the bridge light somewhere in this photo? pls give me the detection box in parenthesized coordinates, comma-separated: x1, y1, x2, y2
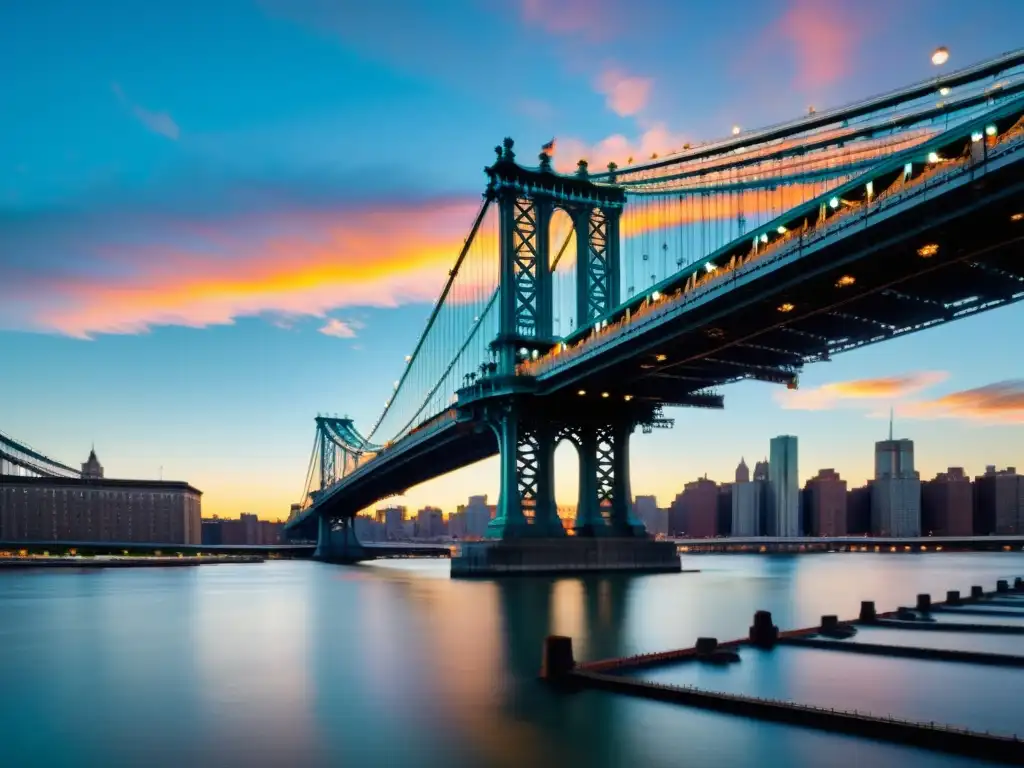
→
(866, 181, 874, 197)
(577, 389, 586, 396)
(927, 151, 940, 164)
(531, 349, 539, 360)
(705, 262, 716, 273)
(828, 196, 840, 209)
(651, 290, 662, 301)
(405, 355, 412, 363)
(971, 131, 983, 143)
(917, 243, 939, 258)
(759, 233, 768, 244)
(777, 302, 795, 313)
(731, 125, 741, 136)
(776, 225, 787, 235)
(903, 162, 913, 178)
(655, 353, 667, 362)
(601, 392, 610, 398)
(938, 86, 950, 97)
(931, 46, 949, 66)
(624, 394, 633, 401)
(985, 124, 997, 137)
(836, 275, 856, 288)
(1011, 213, 1023, 222)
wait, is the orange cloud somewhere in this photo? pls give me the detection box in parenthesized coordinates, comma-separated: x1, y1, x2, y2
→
(595, 68, 653, 117)
(899, 380, 1024, 425)
(776, 371, 949, 410)
(27, 199, 484, 339)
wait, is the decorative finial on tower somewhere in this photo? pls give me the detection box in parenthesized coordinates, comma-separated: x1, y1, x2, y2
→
(575, 158, 589, 178)
(502, 137, 516, 162)
(607, 161, 618, 182)
(494, 144, 503, 161)
(539, 151, 552, 173)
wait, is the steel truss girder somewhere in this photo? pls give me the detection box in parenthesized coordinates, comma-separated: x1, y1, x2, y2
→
(515, 424, 540, 510)
(511, 197, 540, 336)
(586, 208, 611, 320)
(594, 425, 616, 507)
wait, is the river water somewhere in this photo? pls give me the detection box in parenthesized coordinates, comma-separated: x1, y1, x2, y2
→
(1, 552, 1022, 768)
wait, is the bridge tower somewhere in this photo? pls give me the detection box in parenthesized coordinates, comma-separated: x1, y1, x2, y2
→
(474, 139, 644, 540)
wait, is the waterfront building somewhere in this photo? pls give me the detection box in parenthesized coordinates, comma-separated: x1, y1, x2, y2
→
(804, 469, 848, 536)
(769, 436, 800, 537)
(463, 495, 493, 539)
(732, 458, 770, 536)
(717, 483, 733, 536)
(201, 514, 283, 545)
(871, 435, 921, 537)
(633, 495, 667, 536)
(415, 506, 446, 539)
(974, 466, 1023, 535)
(678, 477, 719, 538)
(0, 449, 202, 544)
(921, 468, 974, 536)
(847, 485, 872, 535)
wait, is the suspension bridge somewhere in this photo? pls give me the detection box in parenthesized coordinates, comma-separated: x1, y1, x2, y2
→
(0, 432, 82, 479)
(287, 50, 1024, 568)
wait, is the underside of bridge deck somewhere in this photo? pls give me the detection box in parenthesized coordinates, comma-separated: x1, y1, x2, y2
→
(540, 159, 1024, 401)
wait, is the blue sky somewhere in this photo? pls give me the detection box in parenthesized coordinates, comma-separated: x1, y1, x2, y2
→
(2, 0, 1023, 519)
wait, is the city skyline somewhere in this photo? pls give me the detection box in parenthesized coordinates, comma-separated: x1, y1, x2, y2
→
(2, 1, 1024, 520)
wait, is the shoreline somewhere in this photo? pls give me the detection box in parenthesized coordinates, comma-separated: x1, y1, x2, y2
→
(0, 556, 265, 569)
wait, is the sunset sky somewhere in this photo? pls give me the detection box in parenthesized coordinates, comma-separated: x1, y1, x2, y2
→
(2, 0, 1023, 520)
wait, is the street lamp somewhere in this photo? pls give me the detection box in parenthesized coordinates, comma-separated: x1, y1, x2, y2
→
(931, 46, 949, 66)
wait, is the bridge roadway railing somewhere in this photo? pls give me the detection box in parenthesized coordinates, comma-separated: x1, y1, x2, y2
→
(519, 110, 1024, 379)
(599, 49, 1024, 181)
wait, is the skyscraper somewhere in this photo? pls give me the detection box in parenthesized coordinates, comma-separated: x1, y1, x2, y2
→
(733, 460, 765, 536)
(769, 436, 800, 537)
(871, 417, 921, 536)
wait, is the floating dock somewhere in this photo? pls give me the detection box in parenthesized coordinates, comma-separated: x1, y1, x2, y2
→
(543, 577, 1024, 764)
(450, 537, 684, 578)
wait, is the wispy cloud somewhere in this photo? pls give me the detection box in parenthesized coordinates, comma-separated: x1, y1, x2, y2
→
(595, 67, 653, 117)
(899, 380, 1024, 425)
(775, 371, 949, 411)
(319, 318, 360, 339)
(112, 82, 180, 141)
(518, 0, 615, 42)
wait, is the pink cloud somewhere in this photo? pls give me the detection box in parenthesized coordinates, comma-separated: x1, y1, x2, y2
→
(898, 380, 1024, 425)
(768, 0, 863, 91)
(595, 67, 653, 117)
(518, 0, 614, 41)
(318, 318, 360, 338)
(553, 122, 689, 172)
(775, 371, 949, 411)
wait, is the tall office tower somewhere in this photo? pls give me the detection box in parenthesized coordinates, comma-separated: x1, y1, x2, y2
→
(769, 436, 800, 537)
(871, 417, 921, 536)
